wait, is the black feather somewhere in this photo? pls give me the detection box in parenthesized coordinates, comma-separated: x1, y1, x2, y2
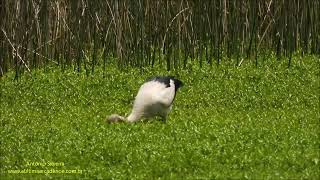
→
(147, 76, 184, 91)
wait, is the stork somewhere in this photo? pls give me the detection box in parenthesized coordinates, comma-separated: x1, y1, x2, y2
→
(107, 76, 183, 123)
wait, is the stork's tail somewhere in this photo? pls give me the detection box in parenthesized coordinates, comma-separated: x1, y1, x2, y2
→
(106, 114, 126, 123)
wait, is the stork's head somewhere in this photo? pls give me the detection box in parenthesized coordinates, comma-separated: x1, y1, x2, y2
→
(171, 77, 183, 90)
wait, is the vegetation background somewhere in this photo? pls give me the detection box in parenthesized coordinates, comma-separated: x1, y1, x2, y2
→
(0, 0, 319, 179)
(0, 0, 319, 76)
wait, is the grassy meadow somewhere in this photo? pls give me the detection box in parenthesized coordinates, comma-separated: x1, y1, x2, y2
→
(0, 55, 319, 179)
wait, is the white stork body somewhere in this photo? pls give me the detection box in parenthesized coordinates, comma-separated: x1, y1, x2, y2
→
(107, 76, 183, 123)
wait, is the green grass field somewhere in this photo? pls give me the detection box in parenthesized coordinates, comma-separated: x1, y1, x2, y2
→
(1, 56, 319, 179)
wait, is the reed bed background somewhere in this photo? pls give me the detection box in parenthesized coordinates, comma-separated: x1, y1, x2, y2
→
(0, 0, 319, 77)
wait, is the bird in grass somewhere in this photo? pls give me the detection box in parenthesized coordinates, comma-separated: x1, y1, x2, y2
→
(107, 76, 183, 123)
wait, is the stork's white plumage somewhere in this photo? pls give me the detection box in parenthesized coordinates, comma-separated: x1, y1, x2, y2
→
(107, 76, 183, 123)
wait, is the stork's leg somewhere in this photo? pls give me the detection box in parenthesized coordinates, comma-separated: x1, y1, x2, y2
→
(159, 105, 172, 122)
(159, 114, 167, 122)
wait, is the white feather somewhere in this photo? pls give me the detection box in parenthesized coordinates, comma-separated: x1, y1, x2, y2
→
(127, 80, 176, 122)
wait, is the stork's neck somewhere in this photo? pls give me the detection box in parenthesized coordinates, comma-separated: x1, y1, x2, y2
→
(127, 112, 140, 123)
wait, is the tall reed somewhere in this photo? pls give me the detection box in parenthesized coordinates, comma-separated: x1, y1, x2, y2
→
(0, 0, 319, 76)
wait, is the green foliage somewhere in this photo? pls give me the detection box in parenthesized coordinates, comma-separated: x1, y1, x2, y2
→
(1, 55, 319, 179)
